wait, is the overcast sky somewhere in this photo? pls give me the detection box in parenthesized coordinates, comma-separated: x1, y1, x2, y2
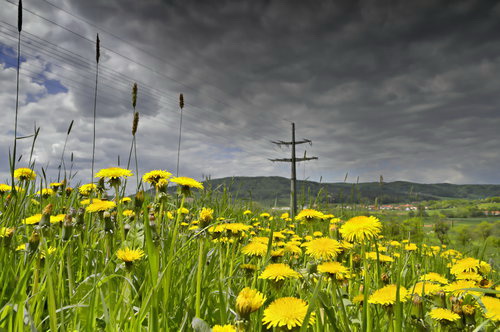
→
(1, 0, 499, 187)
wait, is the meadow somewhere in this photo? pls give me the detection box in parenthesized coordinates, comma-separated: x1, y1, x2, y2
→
(0, 168, 498, 331)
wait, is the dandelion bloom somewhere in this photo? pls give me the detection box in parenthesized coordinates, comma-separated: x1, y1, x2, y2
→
(50, 182, 63, 188)
(405, 243, 418, 251)
(365, 252, 395, 263)
(22, 214, 42, 225)
(35, 188, 54, 196)
(303, 237, 342, 260)
(50, 214, 66, 224)
(80, 198, 102, 205)
(122, 210, 135, 217)
(339, 216, 382, 242)
(262, 297, 315, 330)
(116, 248, 144, 263)
(411, 282, 442, 296)
(95, 167, 132, 179)
(211, 325, 236, 332)
(14, 168, 36, 181)
(243, 210, 252, 215)
(260, 212, 270, 218)
(0, 227, 14, 238)
(259, 263, 301, 281)
(450, 257, 491, 276)
(86, 200, 116, 213)
(479, 296, 500, 322)
(296, 209, 325, 221)
(79, 183, 97, 196)
(443, 280, 480, 297)
(420, 272, 448, 285)
(428, 308, 460, 322)
(142, 170, 171, 185)
(170, 176, 204, 190)
(240, 264, 258, 272)
(283, 243, 302, 255)
(0, 184, 12, 193)
(317, 261, 350, 280)
(455, 272, 482, 282)
(236, 287, 266, 317)
(242, 241, 268, 257)
(368, 284, 409, 306)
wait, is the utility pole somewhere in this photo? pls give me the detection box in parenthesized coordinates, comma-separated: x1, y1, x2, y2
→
(270, 123, 318, 220)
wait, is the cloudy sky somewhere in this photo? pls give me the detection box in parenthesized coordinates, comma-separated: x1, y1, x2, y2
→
(1, 0, 499, 188)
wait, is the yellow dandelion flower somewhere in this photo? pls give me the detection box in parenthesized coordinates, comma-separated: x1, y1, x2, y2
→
(260, 212, 270, 218)
(443, 280, 480, 297)
(50, 182, 63, 188)
(420, 272, 448, 285)
(339, 216, 382, 242)
(317, 261, 350, 280)
(50, 214, 66, 224)
(79, 183, 97, 196)
(170, 176, 204, 189)
(243, 210, 252, 215)
(14, 168, 36, 181)
(352, 294, 364, 304)
(368, 284, 409, 306)
(236, 287, 266, 317)
(212, 325, 236, 332)
(86, 200, 116, 213)
(242, 241, 268, 257)
(428, 308, 460, 322)
(80, 198, 102, 205)
(95, 167, 132, 179)
(123, 209, 135, 217)
(0, 227, 14, 238)
(479, 261, 492, 275)
(259, 263, 301, 281)
(313, 231, 323, 237)
(116, 247, 144, 263)
(240, 264, 257, 272)
(405, 243, 418, 251)
(16, 243, 27, 251)
(22, 214, 42, 225)
(0, 184, 12, 193)
(283, 243, 302, 255)
(303, 237, 342, 260)
(390, 240, 401, 247)
(365, 251, 394, 263)
(40, 246, 57, 258)
(441, 249, 462, 258)
(262, 297, 315, 330)
(120, 197, 131, 203)
(142, 170, 172, 185)
(411, 282, 442, 296)
(479, 296, 500, 322)
(280, 212, 289, 219)
(455, 272, 483, 282)
(450, 257, 482, 275)
(296, 209, 324, 221)
(35, 188, 54, 196)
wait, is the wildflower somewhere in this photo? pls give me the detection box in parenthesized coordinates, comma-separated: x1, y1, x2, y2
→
(240, 264, 258, 272)
(123, 210, 135, 217)
(455, 272, 482, 282)
(303, 237, 342, 260)
(198, 207, 214, 228)
(116, 248, 144, 263)
(262, 297, 315, 330)
(212, 325, 236, 332)
(79, 183, 96, 196)
(259, 263, 301, 281)
(368, 284, 409, 306)
(0, 227, 14, 238)
(14, 168, 36, 181)
(479, 296, 500, 322)
(50, 182, 63, 189)
(95, 167, 133, 179)
(50, 214, 66, 224)
(365, 252, 394, 263)
(142, 170, 172, 185)
(428, 308, 460, 322)
(236, 287, 266, 317)
(405, 243, 418, 251)
(35, 188, 54, 197)
(280, 212, 289, 219)
(260, 212, 270, 218)
(411, 282, 442, 296)
(296, 209, 324, 221)
(40, 246, 57, 259)
(22, 214, 42, 225)
(339, 216, 382, 242)
(420, 272, 448, 285)
(80, 198, 102, 205)
(242, 241, 267, 257)
(390, 240, 401, 247)
(86, 200, 116, 213)
(313, 231, 323, 237)
(353, 294, 364, 305)
(120, 197, 131, 203)
(443, 280, 480, 297)
(317, 261, 350, 280)
(243, 210, 252, 215)
(0, 184, 12, 194)
(170, 176, 203, 190)
(283, 243, 302, 255)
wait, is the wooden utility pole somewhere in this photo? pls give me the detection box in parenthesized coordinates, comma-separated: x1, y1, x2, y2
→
(270, 123, 318, 220)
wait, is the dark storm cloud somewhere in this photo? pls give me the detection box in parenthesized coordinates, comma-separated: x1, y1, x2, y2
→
(1, 0, 499, 185)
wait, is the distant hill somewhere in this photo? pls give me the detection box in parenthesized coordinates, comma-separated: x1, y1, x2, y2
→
(195, 176, 500, 206)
